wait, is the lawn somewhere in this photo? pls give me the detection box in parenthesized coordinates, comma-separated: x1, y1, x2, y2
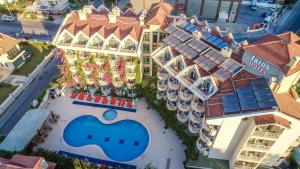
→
(12, 41, 54, 76)
(186, 153, 229, 169)
(0, 83, 17, 104)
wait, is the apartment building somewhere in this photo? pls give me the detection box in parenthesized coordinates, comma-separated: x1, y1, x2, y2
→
(151, 17, 300, 169)
(53, 3, 173, 94)
(0, 33, 26, 70)
(129, 0, 241, 22)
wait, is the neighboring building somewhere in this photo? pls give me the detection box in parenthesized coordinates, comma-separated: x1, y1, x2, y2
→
(129, 0, 241, 22)
(53, 3, 174, 94)
(0, 154, 56, 169)
(0, 33, 26, 70)
(151, 17, 300, 169)
(26, 0, 69, 14)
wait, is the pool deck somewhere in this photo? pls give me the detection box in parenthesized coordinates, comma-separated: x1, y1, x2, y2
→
(39, 96, 186, 169)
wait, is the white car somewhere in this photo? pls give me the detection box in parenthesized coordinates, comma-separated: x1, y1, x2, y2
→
(0, 15, 15, 22)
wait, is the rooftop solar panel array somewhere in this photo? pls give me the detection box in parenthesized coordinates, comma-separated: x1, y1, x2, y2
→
(172, 29, 192, 42)
(202, 32, 229, 49)
(187, 39, 209, 53)
(164, 35, 181, 47)
(213, 59, 243, 82)
(174, 44, 198, 60)
(193, 49, 227, 72)
(221, 78, 278, 115)
(165, 25, 178, 34)
(177, 20, 200, 33)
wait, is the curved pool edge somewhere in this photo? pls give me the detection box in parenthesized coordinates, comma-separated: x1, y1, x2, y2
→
(61, 115, 152, 163)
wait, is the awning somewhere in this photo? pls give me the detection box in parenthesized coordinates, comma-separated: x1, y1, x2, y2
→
(0, 109, 50, 151)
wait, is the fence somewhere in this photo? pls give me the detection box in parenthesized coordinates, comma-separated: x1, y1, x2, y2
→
(0, 49, 55, 114)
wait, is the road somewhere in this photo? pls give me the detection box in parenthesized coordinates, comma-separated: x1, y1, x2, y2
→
(0, 19, 61, 42)
(0, 57, 60, 135)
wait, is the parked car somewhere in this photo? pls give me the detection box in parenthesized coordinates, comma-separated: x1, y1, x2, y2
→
(0, 15, 15, 22)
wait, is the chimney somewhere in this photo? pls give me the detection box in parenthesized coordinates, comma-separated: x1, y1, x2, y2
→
(78, 9, 87, 20)
(108, 7, 121, 23)
(139, 10, 147, 26)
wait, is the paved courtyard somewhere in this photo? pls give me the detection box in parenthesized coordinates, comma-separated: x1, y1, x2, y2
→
(39, 96, 186, 169)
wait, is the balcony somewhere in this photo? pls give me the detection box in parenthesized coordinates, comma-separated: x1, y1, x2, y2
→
(196, 78, 216, 97)
(189, 111, 203, 123)
(69, 65, 77, 73)
(178, 100, 191, 112)
(167, 89, 179, 101)
(125, 60, 136, 68)
(233, 161, 258, 169)
(74, 40, 88, 47)
(191, 98, 204, 112)
(156, 91, 167, 100)
(120, 45, 136, 53)
(156, 50, 172, 65)
(157, 80, 168, 91)
(127, 79, 135, 89)
(157, 68, 169, 80)
(83, 66, 92, 75)
(95, 57, 106, 65)
(188, 121, 201, 134)
(88, 42, 103, 49)
(101, 85, 112, 96)
(65, 55, 77, 64)
(179, 88, 193, 101)
(245, 143, 272, 152)
(113, 78, 124, 88)
(180, 66, 199, 85)
(105, 43, 119, 51)
(200, 129, 214, 147)
(168, 77, 180, 90)
(166, 100, 177, 111)
(237, 151, 265, 163)
(252, 131, 281, 140)
(196, 137, 209, 156)
(86, 77, 94, 85)
(176, 110, 189, 123)
(126, 71, 136, 80)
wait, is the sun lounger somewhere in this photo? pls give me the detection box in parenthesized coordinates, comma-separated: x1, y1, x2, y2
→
(110, 97, 116, 105)
(127, 100, 133, 108)
(70, 92, 78, 99)
(94, 95, 101, 103)
(102, 97, 108, 104)
(87, 94, 93, 101)
(78, 92, 85, 100)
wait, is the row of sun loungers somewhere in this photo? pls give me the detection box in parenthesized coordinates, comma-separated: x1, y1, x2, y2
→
(70, 91, 133, 109)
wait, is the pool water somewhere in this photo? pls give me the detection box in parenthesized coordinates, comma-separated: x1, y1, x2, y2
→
(63, 115, 149, 162)
(103, 109, 117, 120)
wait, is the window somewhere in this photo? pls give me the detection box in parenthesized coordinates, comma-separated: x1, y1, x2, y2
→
(159, 33, 167, 42)
(152, 32, 158, 43)
(7, 46, 20, 60)
(143, 32, 150, 41)
(152, 44, 158, 51)
(144, 56, 150, 64)
(143, 67, 150, 74)
(143, 44, 150, 53)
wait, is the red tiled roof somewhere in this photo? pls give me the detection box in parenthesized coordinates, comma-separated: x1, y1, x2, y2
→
(146, 2, 173, 27)
(274, 91, 300, 120)
(243, 32, 300, 76)
(0, 33, 21, 55)
(254, 114, 291, 128)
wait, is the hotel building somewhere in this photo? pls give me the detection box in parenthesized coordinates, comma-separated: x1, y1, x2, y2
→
(53, 3, 173, 95)
(53, 2, 300, 169)
(151, 17, 300, 169)
(0, 33, 26, 70)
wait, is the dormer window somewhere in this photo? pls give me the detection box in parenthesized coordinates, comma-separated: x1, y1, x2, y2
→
(89, 35, 103, 48)
(107, 37, 119, 50)
(76, 34, 88, 45)
(122, 39, 136, 52)
(60, 32, 72, 44)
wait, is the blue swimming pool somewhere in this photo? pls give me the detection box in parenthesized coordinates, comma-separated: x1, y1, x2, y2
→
(103, 109, 117, 120)
(63, 115, 149, 162)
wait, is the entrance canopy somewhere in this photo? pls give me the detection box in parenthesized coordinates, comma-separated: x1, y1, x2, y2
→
(0, 109, 50, 152)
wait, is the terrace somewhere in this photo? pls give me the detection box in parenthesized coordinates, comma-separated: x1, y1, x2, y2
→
(105, 38, 119, 51)
(179, 65, 200, 85)
(167, 55, 186, 75)
(120, 39, 136, 52)
(153, 47, 173, 66)
(196, 78, 216, 97)
(245, 138, 275, 152)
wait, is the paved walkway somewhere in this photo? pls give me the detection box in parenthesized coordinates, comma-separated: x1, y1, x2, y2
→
(39, 96, 186, 169)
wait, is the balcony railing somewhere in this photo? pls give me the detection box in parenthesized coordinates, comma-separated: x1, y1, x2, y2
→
(189, 111, 203, 123)
(192, 100, 205, 112)
(238, 154, 262, 163)
(157, 80, 168, 91)
(180, 89, 193, 100)
(176, 111, 189, 123)
(157, 70, 169, 80)
(245, 144, 272, 151)
(167, 90, 179, 101)
(188, 121, 201, 134)
(113, 79, 124, 88)
(252, 131, 280, 139)
(156, 91, 167, 100)
(168, 79, 180, 90)
(178, 101, 191, 111)
(166, 101, 177, 111)
(196, 137, 209, 156)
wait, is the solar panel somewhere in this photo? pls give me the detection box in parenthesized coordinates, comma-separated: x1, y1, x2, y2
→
(190, 26, 199, 32)
(258, 101, 277, 108)
(179, 21, 189, 28)
(221, 93, 241, 113)
(202, 32, 212, 40)
(223, 105, 241, 113)
(165, 25, 178, 34)
(185, 24, 195, 31)
(218, 42, 229, 49)
(212, 39, 223, 46)
(240, 102, 258, 110)
(207, 36, 218, 43)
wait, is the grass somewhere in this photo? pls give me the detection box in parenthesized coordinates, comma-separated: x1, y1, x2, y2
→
(186, 153, 229, 169)
(12, 41, 54, 76)
(0, 83, 17, 104)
